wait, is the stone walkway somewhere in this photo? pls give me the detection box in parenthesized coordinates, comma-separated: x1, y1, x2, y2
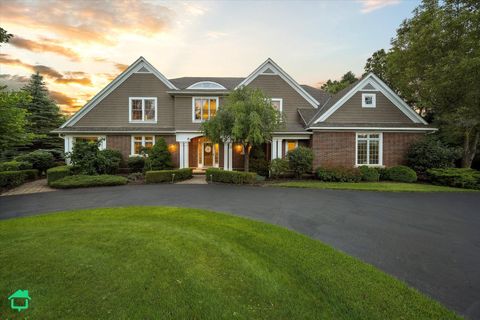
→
(1, 179, 55, 196)
(175, 175, 207, 184)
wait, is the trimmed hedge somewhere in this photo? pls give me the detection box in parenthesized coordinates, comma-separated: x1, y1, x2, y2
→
(427, 168, 480, 189)
(22, 169, 39, 180)
(206, 168, 256, 184)
(316, 167, 362, 182)
(145, 168, 193, 183)
(0, 171, 27, 188)
(47, 166, 72, 185)
(0, 161, 32, 171)
(50, 175, 128, 189)
(385, 165, 417, 183)
(128, 156, 145, 173)
(15, 151, 55, 175)
(359, 166, 380, 182)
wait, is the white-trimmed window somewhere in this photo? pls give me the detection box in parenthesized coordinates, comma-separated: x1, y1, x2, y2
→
(356, 133, 382, 166)
(286, 140, 298, 153)
(129, 97, 157, 123)
(192, 97, 218, 122)
(271, 98, 283, 112)
(362, 93, 376, 108)
(131, 135, 155, 155)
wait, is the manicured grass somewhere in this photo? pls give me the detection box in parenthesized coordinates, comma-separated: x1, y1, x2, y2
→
(274, 181, 477, 192)
(0, 207, 459, 319)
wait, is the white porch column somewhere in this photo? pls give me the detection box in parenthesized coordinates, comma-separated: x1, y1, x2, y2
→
(64, 135, 73, 164)
(223, 142, 233, 171)
(183, 141, 189, 168)
(179, 142, 190, 169)
(271, 138, 283, 159)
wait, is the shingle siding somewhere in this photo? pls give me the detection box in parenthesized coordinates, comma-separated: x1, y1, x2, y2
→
(247, 75, 316, 132)
(74, 74, 174, 128)
(326, 91, 412, 123)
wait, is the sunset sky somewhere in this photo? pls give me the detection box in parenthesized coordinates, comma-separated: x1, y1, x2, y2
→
(0, 0, 420, 114)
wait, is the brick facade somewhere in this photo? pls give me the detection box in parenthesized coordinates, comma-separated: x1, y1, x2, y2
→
(383, 132, 423, 167)
(311, 131, 423, 168)
(106, 134, 179, 168)
(312, 131, 356, 168)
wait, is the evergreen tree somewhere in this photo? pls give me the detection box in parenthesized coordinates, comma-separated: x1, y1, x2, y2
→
(321, 71, 358, 94)
(149, 138, 173, 170)
(21, 72, 64, 150)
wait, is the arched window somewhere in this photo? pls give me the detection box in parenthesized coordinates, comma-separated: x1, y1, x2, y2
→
(187, 81, 226, 90)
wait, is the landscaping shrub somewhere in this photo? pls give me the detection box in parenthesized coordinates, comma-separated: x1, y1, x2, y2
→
(316, 167, 362, 182)
(249, 146, 269, 177)
(375, 167, 389, 181)
(15, 151, 55, 175)
(127, 172, 144, 183)
(359, 166, 380, 182)
(47, 166, 71, 185)
(145, 168, 193, 183)
(97, 149, 123, 174)
(148, 138, 173, 170)
(37, 149, 65, 162)
(269, 159, 290, 178)
(385, 165, 417, 183)
(206, 168, 256, 184)
(50, 175, 128, 189)
(427, 168, 480, 189)
(0, 171, 27, 188)
(406, 136, 459, 174)
(287, 146, 313, 178)
(128, 156, 145, 173)
(68, 140, 100, 175)
(0, 161, 32, 171)
(22, 169, 39, 180)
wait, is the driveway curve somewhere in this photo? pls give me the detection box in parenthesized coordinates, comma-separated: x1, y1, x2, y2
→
(1, 184, 479, 319)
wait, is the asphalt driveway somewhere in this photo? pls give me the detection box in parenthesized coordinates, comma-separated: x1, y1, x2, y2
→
(1, 184, 479, 319)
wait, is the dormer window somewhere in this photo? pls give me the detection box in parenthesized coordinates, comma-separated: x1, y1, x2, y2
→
(129, 97, 157, 123)
(362, 93, 376, 108)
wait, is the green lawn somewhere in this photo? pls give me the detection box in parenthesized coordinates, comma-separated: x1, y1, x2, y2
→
(274, 181, 476, 192)
(0, 207, 459, 319)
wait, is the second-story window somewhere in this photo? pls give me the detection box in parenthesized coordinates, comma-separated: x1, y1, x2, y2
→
(271, 98, 283, 113)
(193, 97, 218, 122)
(129, 97, 157, 123)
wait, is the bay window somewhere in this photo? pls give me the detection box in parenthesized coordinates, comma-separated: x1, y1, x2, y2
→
(192, 97, 218, 122)
(131, 135, 154, 155)
(129, 97, 157, 123)
(356, 133, 382, 166)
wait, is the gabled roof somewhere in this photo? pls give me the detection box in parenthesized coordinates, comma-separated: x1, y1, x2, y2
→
(298, 108, 318, 126)
(169, 77, 244, 90)
(309, 73, 428, 126)
(61, 57, 177, 128)
(236, 58, 320, 108)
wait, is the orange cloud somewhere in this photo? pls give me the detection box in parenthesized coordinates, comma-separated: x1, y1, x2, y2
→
(1, 0, 175, 46)
(114, 63, 129, 72)
(0, 54, 93, 86)
(0, 53, 63, 78)
(9, 36, 81, 61)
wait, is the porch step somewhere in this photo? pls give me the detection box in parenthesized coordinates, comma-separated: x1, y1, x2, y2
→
(175, 175, 207, 185)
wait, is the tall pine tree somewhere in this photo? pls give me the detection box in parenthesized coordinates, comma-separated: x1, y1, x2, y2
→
(21, 72, 64, 151)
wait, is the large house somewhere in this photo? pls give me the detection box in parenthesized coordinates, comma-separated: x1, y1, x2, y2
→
(54, 57, 435, 170)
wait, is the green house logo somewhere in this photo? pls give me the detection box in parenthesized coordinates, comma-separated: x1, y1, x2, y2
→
(8, 290, 31, 312)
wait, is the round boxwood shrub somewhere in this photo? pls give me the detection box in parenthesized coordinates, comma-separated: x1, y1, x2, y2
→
(385, 165, 417, 183)
(358, 166, 380, 182)
(270, 159, 289, 179)
(287, 146, 314, 178)
(128, 156, 145, 173)
(15, 151, 55, 175)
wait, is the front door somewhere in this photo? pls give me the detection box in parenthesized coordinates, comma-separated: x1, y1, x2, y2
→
(202, 142, 214, 167)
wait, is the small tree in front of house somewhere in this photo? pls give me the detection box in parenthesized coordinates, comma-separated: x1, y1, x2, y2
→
(148, 138, 173, 170)
(202, 87, 283, 172)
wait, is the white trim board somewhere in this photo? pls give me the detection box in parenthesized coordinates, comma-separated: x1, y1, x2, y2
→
(61, 57, 178, 128)
(236, 58, 320, 108)
(313, 73, 428, 125)
(307, 126, 436, 131)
